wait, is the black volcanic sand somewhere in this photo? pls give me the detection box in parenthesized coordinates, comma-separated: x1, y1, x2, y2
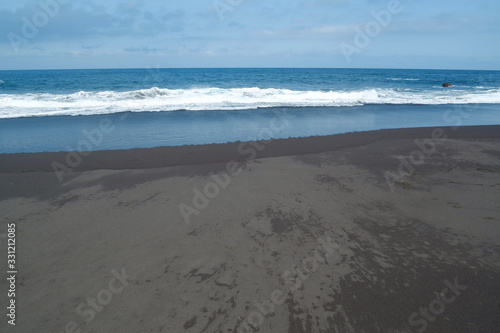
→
(0, 125, 499, 333)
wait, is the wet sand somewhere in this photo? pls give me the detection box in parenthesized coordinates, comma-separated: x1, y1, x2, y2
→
(1, 125, 499, 332)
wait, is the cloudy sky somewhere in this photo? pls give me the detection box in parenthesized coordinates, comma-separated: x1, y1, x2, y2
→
(1, 0, 499, 70)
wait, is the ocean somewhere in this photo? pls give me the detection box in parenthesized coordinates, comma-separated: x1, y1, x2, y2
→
(0, 68, 499, 153)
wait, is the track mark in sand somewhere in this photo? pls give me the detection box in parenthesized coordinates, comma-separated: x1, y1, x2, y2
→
(185, 268, 218, 283)
(447, 201, 462, 209)
(314, 174, 353, 193)
(53, 194, 81, 207)
(476, 167, 496, 173)
(286, 297, 313, 333)
(183, 316, 197, 329)
(252, 205, 325, 238)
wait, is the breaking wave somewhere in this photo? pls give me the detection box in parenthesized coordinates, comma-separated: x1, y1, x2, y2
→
(1, 87, 500, 119)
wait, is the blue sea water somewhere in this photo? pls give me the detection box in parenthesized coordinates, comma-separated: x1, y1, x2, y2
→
(0, 68, 499, 153)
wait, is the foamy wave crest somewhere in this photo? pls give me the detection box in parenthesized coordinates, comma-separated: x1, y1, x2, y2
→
(1, 87, 500, 118)
(386, 78, 420, 81)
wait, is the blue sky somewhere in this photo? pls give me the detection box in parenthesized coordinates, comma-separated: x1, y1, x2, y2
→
(1, 0, 499, 70)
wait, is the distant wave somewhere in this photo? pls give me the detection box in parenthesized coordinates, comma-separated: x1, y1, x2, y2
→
(1, 87, 500, 119)
(0, 80, 4, 84)
(386, 78, 420, 81)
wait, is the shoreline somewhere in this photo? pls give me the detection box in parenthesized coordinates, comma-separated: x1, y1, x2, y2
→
(1, 125, 499, 173)
(2, 103, 500, 155)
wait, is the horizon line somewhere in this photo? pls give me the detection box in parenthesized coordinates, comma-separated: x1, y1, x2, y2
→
(1, 67, 500, 72)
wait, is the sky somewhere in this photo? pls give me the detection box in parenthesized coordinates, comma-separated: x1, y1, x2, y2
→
(0, 0, 499, 70)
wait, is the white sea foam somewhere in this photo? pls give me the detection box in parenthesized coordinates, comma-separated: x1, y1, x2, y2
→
(386, 78, 420, 81)
(1, 87, 500, 119)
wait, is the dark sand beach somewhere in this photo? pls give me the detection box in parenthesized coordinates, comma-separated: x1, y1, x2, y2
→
(1, 125, 500, 332)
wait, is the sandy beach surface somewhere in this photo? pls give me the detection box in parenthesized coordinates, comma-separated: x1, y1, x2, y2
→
(1, 125, 500, 333)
